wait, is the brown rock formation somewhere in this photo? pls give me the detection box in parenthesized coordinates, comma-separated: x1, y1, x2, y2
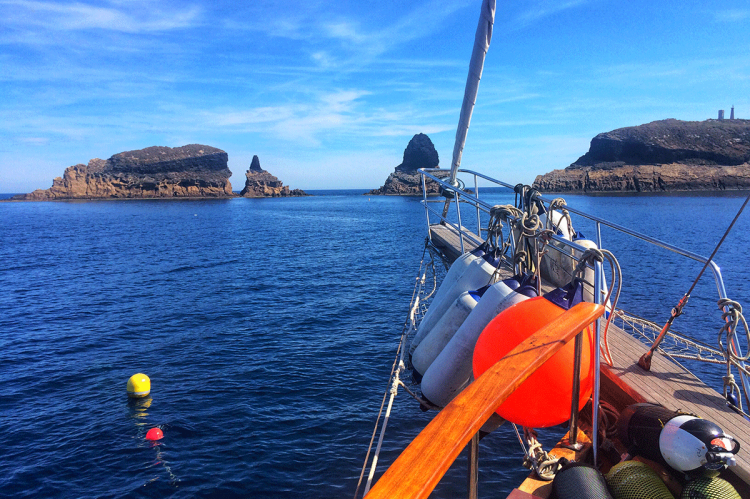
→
(533, 119, 750, 192)
(14, 145, 233, 200)
(239, 155, 307, 197)
(369, 133, 446, 195)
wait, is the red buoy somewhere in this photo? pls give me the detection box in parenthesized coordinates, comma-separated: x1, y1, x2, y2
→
(472, 296, 594, 428)
(146, 428, 163, 441)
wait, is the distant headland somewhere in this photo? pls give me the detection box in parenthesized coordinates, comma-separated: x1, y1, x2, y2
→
(534, 118, 750, 193)
(10, 145, 306, 200)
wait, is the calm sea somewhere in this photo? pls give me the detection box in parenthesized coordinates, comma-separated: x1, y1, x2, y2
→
(1, 189, 749, 498)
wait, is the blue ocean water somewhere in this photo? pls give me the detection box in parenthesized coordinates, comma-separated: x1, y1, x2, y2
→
(1, 190, 749, 498)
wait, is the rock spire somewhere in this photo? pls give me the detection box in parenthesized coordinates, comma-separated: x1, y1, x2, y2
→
(239, 156, 307, 197)
(369, 133, 446, 195)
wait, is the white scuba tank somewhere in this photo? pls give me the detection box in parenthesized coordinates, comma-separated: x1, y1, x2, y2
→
(409, 250, 501, 355)
(411, 289, 483, 377)
(420, 276, 538, 407)
(538, 210, 575, 288)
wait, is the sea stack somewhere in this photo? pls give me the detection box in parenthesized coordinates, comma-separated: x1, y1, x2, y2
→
(369, 133, 446, 195)
(13, 145, 233, 200)
(239, 155, 307, 197)
(533, 119, 750, 192)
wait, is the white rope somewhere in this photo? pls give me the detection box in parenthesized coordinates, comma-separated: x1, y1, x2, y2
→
(718, 299, 749, 362)
(363, 361, 404, 495)
(519, 427, 561, 481)
(573, 247, 622, 366)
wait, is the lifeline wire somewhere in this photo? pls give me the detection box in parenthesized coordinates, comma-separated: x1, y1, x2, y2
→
(641, 191, 750, 369)
(354, 241, 437, 499)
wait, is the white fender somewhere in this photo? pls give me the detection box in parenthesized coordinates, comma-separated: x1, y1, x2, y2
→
(411, 290, 480, 376)
(540, 210, 573, 237)
(420, 282, 537, 407)
(410, 253, 500, 355)
(538, 210, 575, 288)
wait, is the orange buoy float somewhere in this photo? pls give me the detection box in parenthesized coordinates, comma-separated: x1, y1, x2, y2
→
(146, 428, 163, 441)
(472, 282, 594, 428)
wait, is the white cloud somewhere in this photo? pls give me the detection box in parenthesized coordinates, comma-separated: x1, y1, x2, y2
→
(715, 9, 750, 23)
(16, 137, 50, 146)
(310, 51, 335, 69)
(1, 0, 201, 32)
(323, 21, 365, 44)
(508, 0, 591, 29)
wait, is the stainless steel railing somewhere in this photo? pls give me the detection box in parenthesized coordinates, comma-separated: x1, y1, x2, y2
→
(418, 167, 730, 302)
(417, 166, 750, 459)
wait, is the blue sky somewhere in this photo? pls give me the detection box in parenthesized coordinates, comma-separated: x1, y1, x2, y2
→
(2, 0, 749, 193)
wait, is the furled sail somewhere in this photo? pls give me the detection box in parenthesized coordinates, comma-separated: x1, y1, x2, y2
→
(449, 0, 496, 184)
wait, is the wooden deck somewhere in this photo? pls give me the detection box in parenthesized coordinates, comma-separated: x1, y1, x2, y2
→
(428, 223, 750, 489)
(428, 223, 483, 261)
(606, 323, 750, 484)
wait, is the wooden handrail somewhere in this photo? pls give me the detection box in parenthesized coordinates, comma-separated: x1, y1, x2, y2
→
(365, 302, 605, 499)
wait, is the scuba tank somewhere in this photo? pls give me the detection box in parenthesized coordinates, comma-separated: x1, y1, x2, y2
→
(618, 403, 740, 477)
(606, 460, 675, 499)
(409, 248, 502, 356)
(419, 275, 538, 407)
(553, 462, 614, 499)
(680, 476, 741, 499)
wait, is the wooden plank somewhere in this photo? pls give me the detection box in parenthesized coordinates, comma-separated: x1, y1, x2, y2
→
(429, 224, 482, 261)
(366, 302, 605, 499)
(507, 489, 544, 499)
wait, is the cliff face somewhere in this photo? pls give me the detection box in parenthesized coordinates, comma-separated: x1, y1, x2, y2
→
(15, 145, 233, 200)
(239, 155, 307, 197)
(533, 119, 750, 192)
(369, 133, 446, 195)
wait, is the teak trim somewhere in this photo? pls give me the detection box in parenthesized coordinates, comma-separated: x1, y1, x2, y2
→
(366, 302, 605, 499)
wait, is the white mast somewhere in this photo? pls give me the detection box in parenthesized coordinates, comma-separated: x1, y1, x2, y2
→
(449, 0, 496, 184)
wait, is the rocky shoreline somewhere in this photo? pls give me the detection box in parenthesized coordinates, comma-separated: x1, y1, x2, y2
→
(13, 120, 749, 200)
(533, 119, 750, 193)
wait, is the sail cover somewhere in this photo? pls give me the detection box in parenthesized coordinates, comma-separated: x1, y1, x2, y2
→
(449, 0, 496, 183)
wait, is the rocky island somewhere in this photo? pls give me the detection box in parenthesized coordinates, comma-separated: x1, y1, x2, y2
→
(239, 155, 307, 197)
(13, 145, 233, 200)
(11, 145, 308, 200)
(533, 119, 750, 193)
(369, 133, 447, 195)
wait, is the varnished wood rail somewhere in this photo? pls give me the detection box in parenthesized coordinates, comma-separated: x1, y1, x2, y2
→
(365, 302, 605, 499)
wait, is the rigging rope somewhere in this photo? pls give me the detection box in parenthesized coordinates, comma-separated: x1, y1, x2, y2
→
(717, 298, 750, 412)
(572, 247, 622, 367)
(717, 298, 749, 363)
(515, 426, 561, 481)
(547, 198, 574, 239)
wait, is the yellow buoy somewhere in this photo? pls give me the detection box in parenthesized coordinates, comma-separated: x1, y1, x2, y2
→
(127, 373, 151, 398)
